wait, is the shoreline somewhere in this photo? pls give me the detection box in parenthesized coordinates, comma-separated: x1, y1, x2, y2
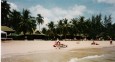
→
(1, 40, 115, 58)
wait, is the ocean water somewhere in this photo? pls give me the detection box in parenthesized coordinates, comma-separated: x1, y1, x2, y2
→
(67, 47, 115, 62)
(68, 53, 115, 62)
(1, 47, 115, 62)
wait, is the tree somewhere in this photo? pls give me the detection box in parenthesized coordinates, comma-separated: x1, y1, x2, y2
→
(1, 0, 11, 26)
(47, 21, 56, 39)
(43, 14, 114, 40)
(57, 20, 63, 35)
(42, 27, 47, 34)
(9, 10, 22, 33)
(94, 14, 104, 38)
(77, 16, 85, 36)
(103, 15, 113, 39)
(70, 18, 79, 36)
(111, 23, 115, 39)
(82, 18, 91, 37)
(62, 18, 70, 39)
(19, 9, 36, 35)
(48, 21, 55, 30)
(36, 14, 44, 31)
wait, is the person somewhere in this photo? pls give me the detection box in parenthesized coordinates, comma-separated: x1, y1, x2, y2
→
(91, 41, 99, 45)
(110, 38, 112, 45)
(91, 41, 95, 45)
(53, 41, 57, 47)
(53, 39, 67, 49)
(57, 41, 61, 49)
(53, 39, 61, 49)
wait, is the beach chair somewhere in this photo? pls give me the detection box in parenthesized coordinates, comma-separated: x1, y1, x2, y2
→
(59, 44, 67, 48)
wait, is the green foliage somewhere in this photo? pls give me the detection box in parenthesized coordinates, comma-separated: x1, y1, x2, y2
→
(9, 10, 22, 33)
(47, 21, 55, 36)
(1, 0, 115, 40)
(43, 14, 114, 40)
(18, 9, 36, 35)
(42, 28, 47, 34)
(36, 14, 44, 31)
(1, 0, 11, 26)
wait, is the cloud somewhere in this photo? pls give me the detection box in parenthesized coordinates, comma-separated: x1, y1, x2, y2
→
(29, 4, 86, 29)
(96, 0, 115, 4)
(8, 2, 19, 11)
(109, 8, 115, 23)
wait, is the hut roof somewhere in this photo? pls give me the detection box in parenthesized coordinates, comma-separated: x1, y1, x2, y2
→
(1, 26, 15, 32)
(34, 30, 41, 34)
(19, 30, 45, 35)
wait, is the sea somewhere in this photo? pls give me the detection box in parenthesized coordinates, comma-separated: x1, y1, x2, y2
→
(1, 46, 115, 62)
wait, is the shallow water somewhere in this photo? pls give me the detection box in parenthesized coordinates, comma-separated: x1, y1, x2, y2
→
(1, 47, 115, 62)
(68, 52, 115, 62)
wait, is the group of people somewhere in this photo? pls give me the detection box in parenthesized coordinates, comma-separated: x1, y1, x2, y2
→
(91, 41, 99, 45)
(91, 39, 113, 45)
(53, 38, 113, 49)
(53, 39, 67, 49)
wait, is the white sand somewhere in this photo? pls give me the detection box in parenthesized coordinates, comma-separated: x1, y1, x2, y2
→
(1, 40, 115, 58)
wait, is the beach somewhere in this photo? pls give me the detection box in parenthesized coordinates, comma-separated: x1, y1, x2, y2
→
(1, 40, 115, 62)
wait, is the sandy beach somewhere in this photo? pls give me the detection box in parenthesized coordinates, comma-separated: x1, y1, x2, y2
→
(1, 40, 115, 57)
(1, 40, 115, 62)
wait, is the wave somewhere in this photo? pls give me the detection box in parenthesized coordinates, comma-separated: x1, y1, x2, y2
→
(68, 55, 104, 62)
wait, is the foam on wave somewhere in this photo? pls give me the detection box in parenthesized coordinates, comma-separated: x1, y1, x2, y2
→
(68, 55, 104, 62)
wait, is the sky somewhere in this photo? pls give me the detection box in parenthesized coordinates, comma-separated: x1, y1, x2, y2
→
(8, 0, 115, 29)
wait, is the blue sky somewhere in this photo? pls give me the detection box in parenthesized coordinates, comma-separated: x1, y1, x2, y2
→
(8, 0, 115, 29)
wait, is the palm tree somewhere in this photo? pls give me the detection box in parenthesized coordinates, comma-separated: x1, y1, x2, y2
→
(57, 20, 63, 35)
(83, 18, 92, 37)
(42, 27, 47, 34)
(9, 9, 22, 33)
(36, 14, 44, 31)
(87, 14, 104, 39)
(77, 16, 85, 36)
(19, 9, 36, 36)
(28, 17, 36, 34)
(47, 21, 55, 33)
(1, 0, 11, 26)
(70, 18, 79, 36)
(95, 14, 104, 38)
(62, 18, 70, 39)
(47, 21, 55, 39)
(103, 15, 113, 39)
(111, 23, 115, 39)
